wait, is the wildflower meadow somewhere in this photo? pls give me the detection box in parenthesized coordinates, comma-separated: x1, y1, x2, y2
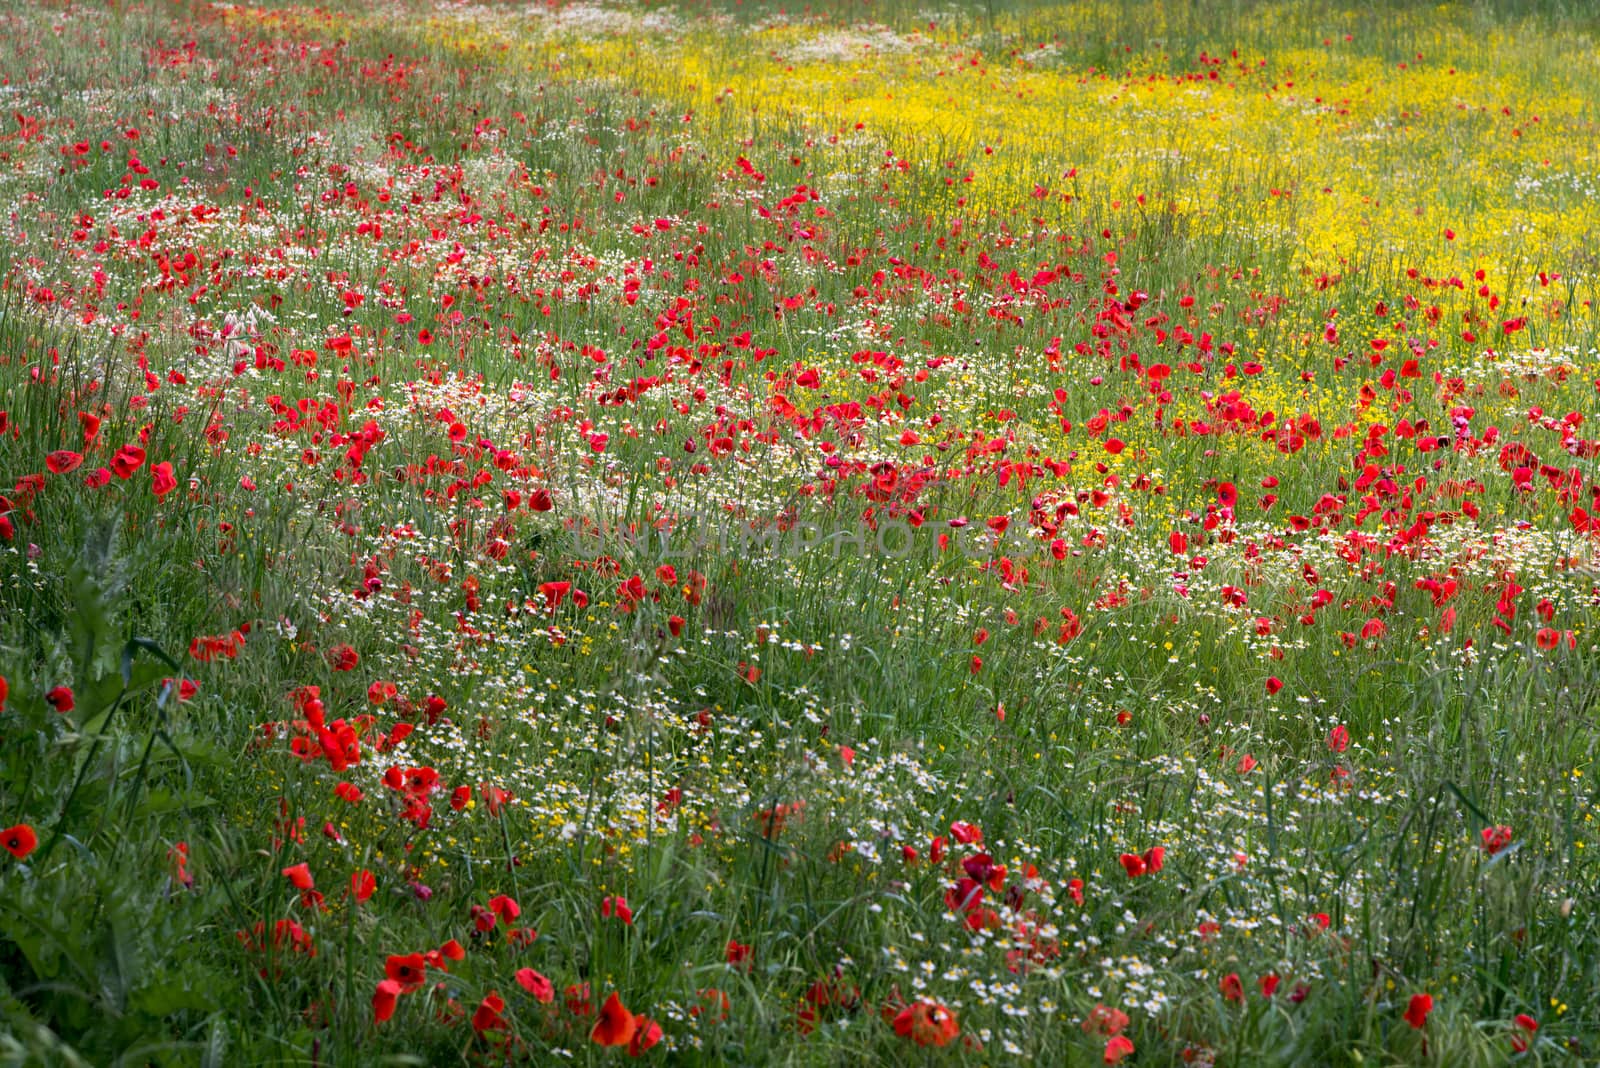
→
(2, 0, 1600, 1063)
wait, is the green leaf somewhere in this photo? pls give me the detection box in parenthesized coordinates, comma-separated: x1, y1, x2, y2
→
(129, 979, 220, 1018)
(130, 789, 218, 819)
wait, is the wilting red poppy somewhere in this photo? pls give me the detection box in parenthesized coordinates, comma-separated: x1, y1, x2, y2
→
(1404, 993, 1433, 1029)
(45, 450, 83, 474)
(591, 991, 637, 1047)
(891, 1000, 959, 1047)
(515, 968, 555, 1003)
(2, 824, 37, 860)
(373, 979, 402, 1024)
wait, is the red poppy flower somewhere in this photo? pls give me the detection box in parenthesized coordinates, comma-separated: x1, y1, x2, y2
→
(1481, 825, 1513, 856)
(1512, 1013, 1538, 1052)
(489, 894, 521, 923)
(1327, 725, 1349, 752)
(46, 450, 83, 474)
(891, 1000, 959, 1047)
(1120, 845, 1164, 877)
(515, 968, 555, 1003)
(628, 1015, 663, 1056)
(325, 644, 359, 671)
(281, 862, 314, 890)
(565, 983, 593, 1017)
(2, 824, 37, 860)
(726, 940, 752, 968)
(591, 991, 637, 1047)
(1404, 993, 1433, 1029)
(691, 988, 730, 1023)
(109, 446, 145, 479)
(386, 953, 426, 991)
(45, 686, 74, 713)
(373, 979, 402, 1024)
(1081, 1004, 1129, 1036)
(0, 675, 7, 711)
(168, 841, 193, 888)
(1260, 974, 1281, 998)
(1220, 973, 1244, 1003)
(351, 869, 376, 903)
(439, 939, 466, 962)
(601, 895, 634, 925)
(151, 461, 178, 499)
(471, 992, 507, 1033)
(1104, 1035, 1135, 1064)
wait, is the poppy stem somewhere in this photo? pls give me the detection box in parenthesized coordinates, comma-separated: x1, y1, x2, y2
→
(497, 805, 519, 897)
(39, 687, 127, 863)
